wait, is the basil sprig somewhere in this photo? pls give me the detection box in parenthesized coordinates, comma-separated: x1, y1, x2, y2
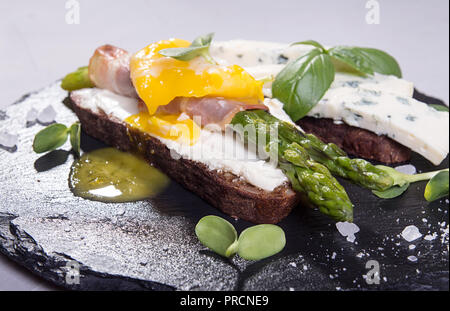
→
(33, 122, 81, 157)
(272, 49, 335, 122)
(273, 40, 402, 121)
(195, 215, 286, 261)
(158, 33, 217, 64)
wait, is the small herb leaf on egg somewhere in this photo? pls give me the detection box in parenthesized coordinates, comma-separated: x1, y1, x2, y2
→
(158, 33, 217, 64)
(191, 32, 215, 47)
(33, 123, 69, 154)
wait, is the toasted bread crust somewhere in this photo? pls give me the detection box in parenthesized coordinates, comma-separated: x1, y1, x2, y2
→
(70, 94, 300, 224)
(297, 117, 411, 164)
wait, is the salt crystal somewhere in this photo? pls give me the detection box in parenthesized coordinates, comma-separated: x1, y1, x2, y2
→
(289, 262, 297, 268)
(336, 221, 360, 243)
(37, 105, 56, 124)
(26, 108, 38, 122)
(401, 225, 422, 242)
(289, 287, 295, 291)
(407, 255, 418, 262)
(395, 164, 416, 175)
(331, 252, 337, 260)
(0, 131, 18, 148)
(424, 233, 437, 241)
(409, 244, 416, 250)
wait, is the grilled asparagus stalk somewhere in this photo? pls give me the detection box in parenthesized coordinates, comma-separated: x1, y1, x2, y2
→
(247, 110, 394, 191)
(231, 111, 354, 222)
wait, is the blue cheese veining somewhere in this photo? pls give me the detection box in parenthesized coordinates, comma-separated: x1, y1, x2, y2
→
(211, 40, 449, 165)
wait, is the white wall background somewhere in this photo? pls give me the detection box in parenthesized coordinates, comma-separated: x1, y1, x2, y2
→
(0, 0, 448, 289)
(0, 0, 449, 108)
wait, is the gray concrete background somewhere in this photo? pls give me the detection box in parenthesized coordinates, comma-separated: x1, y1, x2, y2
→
(0, 0, 448, 290)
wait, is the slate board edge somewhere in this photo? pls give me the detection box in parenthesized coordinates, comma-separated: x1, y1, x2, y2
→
(0, 86, 447, 291)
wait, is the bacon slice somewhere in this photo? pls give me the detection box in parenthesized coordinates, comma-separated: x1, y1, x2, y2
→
(88, 45, 267, 128)
(157, 97, 268, 130)
(88, 45, 138, 98)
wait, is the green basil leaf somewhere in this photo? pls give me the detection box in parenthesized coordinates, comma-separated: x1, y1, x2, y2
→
(191, 32, 214, 47)
(291, 40, 326, 52)
(61, 66, 95, 91)
(69, 122, 81, 157)
(158, 46, 209, 61)
(195, 215, 238, 257)
(328, 46, 402, 78)
(272, 49, 335, 121)
(237, 224, 286, 261)
(33, 123, 69, 153)
(424, 171, 449, 202)
(159, 33, 215, 63)
(429, 104, 449, 112)
(372, 182, 410, 199)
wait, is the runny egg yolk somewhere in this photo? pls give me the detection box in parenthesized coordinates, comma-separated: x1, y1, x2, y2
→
(126, 38, 264, 145)
(126, 112, 201, 146)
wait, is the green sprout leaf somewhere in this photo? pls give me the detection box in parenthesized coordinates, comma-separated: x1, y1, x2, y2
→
(69, 122, 81, 157)
(272, 49, 335, 121)
(328, 46, 402, 78)
(373, 165, 449, 200)
(158, 33, 216, 64)
(237, 224, 286, 261)
(429, 104, 449, 112)
(373, 183, 410, 199)
(61, 66, 95, 91)
(424, 171, 449, 202)
(33, 123, 69, 153)
(195, 216, 286, 261)
(195, 215, 238, 258)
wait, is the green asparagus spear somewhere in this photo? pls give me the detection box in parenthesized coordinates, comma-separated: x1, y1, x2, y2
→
(231, 111, 354, 222)
(61, 66, 95, 91)
(248, 110, 394, 191)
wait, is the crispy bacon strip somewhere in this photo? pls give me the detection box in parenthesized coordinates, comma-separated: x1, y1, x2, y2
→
(157, 97, 268, 130)
(89, 45, 268, 129)
(88, 45, 138, 98)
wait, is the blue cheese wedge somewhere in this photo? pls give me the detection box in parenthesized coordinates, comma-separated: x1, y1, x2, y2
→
(308, 87, 449, 165)
(212, 40, 449, 165)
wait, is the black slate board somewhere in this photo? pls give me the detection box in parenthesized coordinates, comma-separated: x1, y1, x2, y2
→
(0, 83, 448, 291)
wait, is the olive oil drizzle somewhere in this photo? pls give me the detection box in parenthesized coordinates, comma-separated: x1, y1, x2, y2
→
(69, 148, 169, 203)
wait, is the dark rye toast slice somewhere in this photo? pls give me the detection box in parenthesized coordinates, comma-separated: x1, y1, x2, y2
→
(296, 89, 446, 164)
(297, 117, 411, 164)
(69, 93, 301, 224)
